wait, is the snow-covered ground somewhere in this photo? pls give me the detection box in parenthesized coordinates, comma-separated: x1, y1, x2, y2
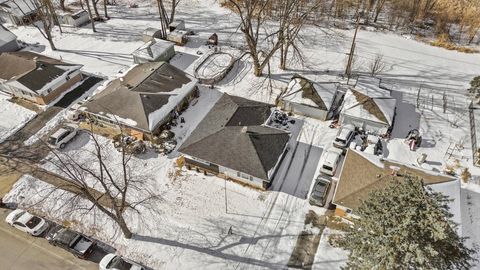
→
(2, 0, 480, 268)
(0, 94, 36, 143)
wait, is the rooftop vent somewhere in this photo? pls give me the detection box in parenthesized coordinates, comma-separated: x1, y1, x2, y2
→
(241, 126, 248, 133)
(390, 165, 400, 176)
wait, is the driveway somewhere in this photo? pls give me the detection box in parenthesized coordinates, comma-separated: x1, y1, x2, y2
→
(270, 141, 323, 199)
(0, 208, 99, 270)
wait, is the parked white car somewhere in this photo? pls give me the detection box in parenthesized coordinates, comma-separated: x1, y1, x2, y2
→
(333, 125, 356, 149)
(320, 148, 343, 176)
(99, 254, 144, 270)
(5, 209, 49, 236)
(48, 124, 78, 149)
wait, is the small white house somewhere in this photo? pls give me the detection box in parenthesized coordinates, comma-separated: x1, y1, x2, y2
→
(280, 75, 343, 121)
(56, 10, 89, 27)
(132, 38, 175, 64)
(142, 27, 163, 42)
(340, 77, 396, 136)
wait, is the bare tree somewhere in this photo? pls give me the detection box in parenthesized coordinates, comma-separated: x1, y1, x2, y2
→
(368, 53, 386, 76)
(156, 0, 170, 38)
(84, 0, 96, 32)
(169, 0, 181, 22)
(28, 0, 57, 50)
(2, 125, 159, 239)
(103, 0, 109, 19)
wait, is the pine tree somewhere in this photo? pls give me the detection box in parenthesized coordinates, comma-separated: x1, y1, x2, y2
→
(469, 76, 480, 96)
(339, 176, 475, 270)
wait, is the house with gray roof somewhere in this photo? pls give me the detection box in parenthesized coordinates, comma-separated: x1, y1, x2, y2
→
(82, 61, 198, 140)
(179, 94, 291, 189)
(0, 24, 19, 52)
(0, 51, 83, 104)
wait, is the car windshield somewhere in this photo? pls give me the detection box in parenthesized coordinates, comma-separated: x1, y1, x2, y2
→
(322, 165, 333, 171)
(26, 216, 42, 229)
(47, 137, 57, 145)
(335, 138, 346, 143)
(108, 256, 133, 270)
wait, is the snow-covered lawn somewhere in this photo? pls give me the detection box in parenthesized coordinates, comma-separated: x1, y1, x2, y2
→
(0, 94, 36, 143)
(3, 0, 480, 268)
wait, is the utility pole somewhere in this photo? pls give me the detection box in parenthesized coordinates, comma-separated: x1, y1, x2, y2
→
(345, 4, 361, 85)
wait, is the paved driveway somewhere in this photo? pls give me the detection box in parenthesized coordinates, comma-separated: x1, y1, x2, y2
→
(0, 208, 99, 270)
(270, 141, 323, 199)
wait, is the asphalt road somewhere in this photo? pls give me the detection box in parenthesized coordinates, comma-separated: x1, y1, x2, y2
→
(0, 208, 99, 270)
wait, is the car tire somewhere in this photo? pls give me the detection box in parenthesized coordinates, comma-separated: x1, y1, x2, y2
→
(60, 143, 65, 149)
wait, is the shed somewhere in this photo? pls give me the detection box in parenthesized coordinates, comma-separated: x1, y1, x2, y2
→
(142, 27, 163, 43)
(132, 38, 175, 64)
(340, 77, 396, 136)
(167, 30, 187, 45)
(0, 0, 38, 25)
(56, 10, 89, 27)
(168, 20, 185, 32)
(0, 24, 19, 52)
(280, 75, 343, 121)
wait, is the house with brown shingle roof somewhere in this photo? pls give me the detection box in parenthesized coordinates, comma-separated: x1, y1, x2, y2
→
(332, 149, 462, 231)
(340, 77, 396, 136)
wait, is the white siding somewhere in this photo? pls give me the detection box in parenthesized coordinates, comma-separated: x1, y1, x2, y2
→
(219, 166, 265, 188)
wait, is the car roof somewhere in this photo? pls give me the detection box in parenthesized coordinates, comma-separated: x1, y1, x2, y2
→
(16, 211, 33, 224)
(337, 127, 353, 139)
(50, 128, 69, 139)
(324, 151, 340, 166)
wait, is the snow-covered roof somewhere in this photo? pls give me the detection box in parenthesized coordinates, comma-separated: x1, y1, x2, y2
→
(132, 39, 174, 61)
(0, 0, 38, 16)
(333, 150, 460, 226)
(341, 85, 396, 126)
(0, 24, 16, 47)
(83, 61, 197, 132)
(282, 76, 338, 111)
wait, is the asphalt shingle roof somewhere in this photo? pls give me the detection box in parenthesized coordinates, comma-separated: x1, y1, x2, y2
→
(179, 94, 290, 180)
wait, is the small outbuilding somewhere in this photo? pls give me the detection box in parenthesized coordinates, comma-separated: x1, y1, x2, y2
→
(279, 75, 343, 121)
(0, 0, 38, 25)
(167, 30, 188, 45)
(142, 27, 164, 43)
(132, 38, 175, 64)
(0, 24, 19, 52)
(56, 10, 90, 27)
(340, 77, 396, 136)
(168, 20, 185, 32)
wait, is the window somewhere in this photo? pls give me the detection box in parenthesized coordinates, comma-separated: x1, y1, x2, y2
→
(47, 88, 52, 94)
(346, 209, 352, 214)
(66, 75, 70, 80)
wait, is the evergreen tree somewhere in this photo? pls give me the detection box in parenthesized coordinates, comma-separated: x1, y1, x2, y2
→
(340, 176, 475, 270)
(469, 76, 480, 97)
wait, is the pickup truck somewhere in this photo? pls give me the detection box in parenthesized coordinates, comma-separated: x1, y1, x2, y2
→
(46, 225, 96, 259)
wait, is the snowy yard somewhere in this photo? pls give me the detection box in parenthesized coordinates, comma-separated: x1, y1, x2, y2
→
(2, 0, 480, 269)
(0, 94, 36, 143)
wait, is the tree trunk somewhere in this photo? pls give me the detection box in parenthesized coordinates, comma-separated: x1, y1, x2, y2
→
(103, 0, 108, 19)
(46, 31, 56, 50)
(92, 0, 100, 19)
(59, 0, 66, 11)
(116, 214, 132, 239)
(170, 0, 177, 23)
(85, 0, 96, 32)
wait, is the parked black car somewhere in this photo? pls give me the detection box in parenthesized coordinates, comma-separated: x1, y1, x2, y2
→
(46, 225, 96, 259)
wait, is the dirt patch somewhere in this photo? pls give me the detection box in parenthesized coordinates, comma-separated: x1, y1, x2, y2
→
(287, 210, 325, 269)
(0, 169, 21, 198)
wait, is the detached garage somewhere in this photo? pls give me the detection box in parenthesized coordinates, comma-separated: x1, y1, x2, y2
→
(340, 83, 396, 136)
(279, 75, 343, 121)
